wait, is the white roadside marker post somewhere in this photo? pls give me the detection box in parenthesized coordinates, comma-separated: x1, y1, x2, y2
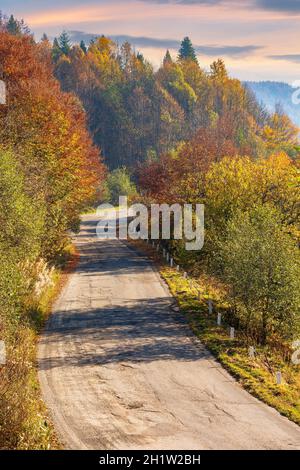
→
(176, 265, 180, 272)
(249, 346, 255, 358)
(276, 371, 282, 385)
(230, 327, 235, 339)
(170, 258, 174, 268)
(183, 272, 187, 279)
(217, 313, 222, 326)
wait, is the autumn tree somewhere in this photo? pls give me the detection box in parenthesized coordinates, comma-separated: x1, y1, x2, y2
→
(0, 23, 107, 448)
(51, 31, 296, 171)
(138, 124, 238, 204)
(205, 153, 300, 233)
(210, 59, 228, 81)
(219, 205, 300, 343)
(262, 107, 299, 158)
(0, 30, 106, 258)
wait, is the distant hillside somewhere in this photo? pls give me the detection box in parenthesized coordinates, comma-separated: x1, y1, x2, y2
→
(244, 81, 300, 127)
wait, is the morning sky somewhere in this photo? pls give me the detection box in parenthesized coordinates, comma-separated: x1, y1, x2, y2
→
(1, 0, 300, 82)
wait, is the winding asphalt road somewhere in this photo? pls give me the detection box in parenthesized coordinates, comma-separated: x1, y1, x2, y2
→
(38, 214, 300, 450)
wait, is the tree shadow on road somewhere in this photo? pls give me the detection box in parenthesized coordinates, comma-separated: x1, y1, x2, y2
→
(39, 298, 209, 371)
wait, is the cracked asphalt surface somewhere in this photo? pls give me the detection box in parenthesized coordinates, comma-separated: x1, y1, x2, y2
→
(38, 214, 300, 450)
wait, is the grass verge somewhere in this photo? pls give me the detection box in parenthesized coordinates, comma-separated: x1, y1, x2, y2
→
(130, 239, 300, 427)
(0, 242, 79, 449)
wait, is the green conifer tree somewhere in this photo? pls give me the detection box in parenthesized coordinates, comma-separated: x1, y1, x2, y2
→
(80, 40, 87, 54)
(58, 31, 71, 55)
(163, 49, 172, 66)
(178, 37, 198, 64)
(6, 15, 21, 36)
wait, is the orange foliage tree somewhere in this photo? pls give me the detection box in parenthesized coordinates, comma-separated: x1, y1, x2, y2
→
(138, 121, 238, 204)
(0, 31, 106, 258)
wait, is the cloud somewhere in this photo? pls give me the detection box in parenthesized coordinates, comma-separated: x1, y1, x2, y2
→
(69, 31, 261, 57)
(145, 0, 223, 3)
(136, 0, 221, 3)
(142, 0, 300, 13)
(268, 54, 300, 64)
(5, 0, 300, 16)
(255, 0, 300, 13)
(196, 44, 261, 57)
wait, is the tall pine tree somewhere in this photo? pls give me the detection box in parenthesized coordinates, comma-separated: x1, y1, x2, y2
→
(163, 49, 172, 66)
(6, 15, 21, 36)
(80, 40, 87, 54)
(58, 31, 71, 55)
(52, 37, 62, 62)
(41, 33, 49, 42)
(178, 37, 198, 64)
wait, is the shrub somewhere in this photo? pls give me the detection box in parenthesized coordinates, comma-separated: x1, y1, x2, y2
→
(219, 205, 300, 343)
(104, 167, 137, 205)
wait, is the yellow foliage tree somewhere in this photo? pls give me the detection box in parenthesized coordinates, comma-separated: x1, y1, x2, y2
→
(262, 111, 299, 158)
(205, 152, 300, 234)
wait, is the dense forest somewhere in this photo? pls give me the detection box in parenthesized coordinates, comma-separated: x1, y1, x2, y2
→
(51, 32, 300, 169)
(0, 14, 300, 448)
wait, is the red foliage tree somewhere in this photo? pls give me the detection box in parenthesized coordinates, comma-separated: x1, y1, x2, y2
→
(0, 31, 106, 257)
